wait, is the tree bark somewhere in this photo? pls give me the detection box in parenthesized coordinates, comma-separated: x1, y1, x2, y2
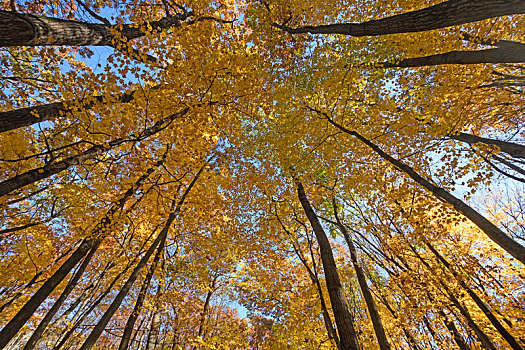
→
(274, 0, 525, 36)
(78, 158, 208, 350)
(438, 310, 471, 350)
(426, 242, 524, 350)
(0, 159, 162, 349)
(22, 246, 98, 350)
(449, 132, 525, 159)
(324, 116, 525, 264)
(0, 107, 188, 197)
(332, 199, 391, 350)
(118, 243, 164, 350)
(0, 10, 190, 47)
(294, 176, 361, 350)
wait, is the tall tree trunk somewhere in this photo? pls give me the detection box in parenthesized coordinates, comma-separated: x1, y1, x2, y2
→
(332, 199, 391, 350)
(425, 242, 524, 350)
(78, 158, 208, 350)
(145, 263, 166, 350)
(274, 0, 525, 36)
(293, 176, 361, 350)
(0, 158, 162, 349)
(324, 116, 525, 264)
(118, 244, 165, 350)
(197, 276, 218, 340)
(0, 10, 190, 47)
(449, 132, 525, 159)
(439, 310, 471, 350)
(0, 107, 188, 197)
(22, 246, 98, 350)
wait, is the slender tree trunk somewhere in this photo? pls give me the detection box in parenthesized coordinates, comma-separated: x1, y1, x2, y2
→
(332, 199, 391, 350)
(293, 176, 361, 350)
(426, 242, 524, 350)
(0, 159, 162, 349)
(197, 276, 218, 340)
(439, 310, 471, 350)
(22, 246, 98, 350)
(78, 158, 208, 350)
(449, 132, 525, 159)
(324, 116, 525, 264)
(0, 10, 190, 47)
(0, 107, 188, 197)
(118, 245, 164, 350)
(146, 263, 167, 350)
(274, 0, 525, 36)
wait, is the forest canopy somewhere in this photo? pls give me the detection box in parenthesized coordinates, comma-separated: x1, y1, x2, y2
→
(0, 0, 524, 349)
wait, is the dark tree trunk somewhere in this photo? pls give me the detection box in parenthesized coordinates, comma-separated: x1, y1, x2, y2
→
(22, 246, 98, 350)
(0, 91, 137, 133)
(118, 244, 164, 350)
(449, 132, 525, 159)
(333, 199, 391, 350)
(294, 176, 361, 350)
(325, 117, 525, 264)
(0, 107, 188, 198)
(0, 160, 161, 349)
(378, 45, 525, 68)
(426, 242, 524, 350)
(78, 159, 208, 350)
(439, 310, 470, 350)
(274, 0, 525, 36)
(0, 10, 190, 47)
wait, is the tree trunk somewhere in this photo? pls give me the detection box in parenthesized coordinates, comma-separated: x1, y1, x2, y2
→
(0, 107, 188, 197)
(332, 199, 391, 350)
(274, 0, 525, 36)
(197, 276, 218, 340)
(78, 158, 208, 350)
(294, 176, 361, 350)
(0, 10, 190, 47)
(22, 246, 97, 350)
(325, 117, 525, 264)
(439, 310, 471, 350)
(118, 244, 164, 350)
(426, 242, 524, 350)
(449, 132, 525, 159)
(0, 159, 161, 349)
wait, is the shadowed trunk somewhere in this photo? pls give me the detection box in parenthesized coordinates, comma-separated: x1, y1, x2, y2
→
(274, 0, 525, 36)
(0, 10, 190, 47)
(0, 158, 163, 349)
(449, 132, 525, 159)
(0, 107, 188, 197)
(294, 176, 361, 350)
(323, 115, 525, 264)
(333, 199, 391, 350)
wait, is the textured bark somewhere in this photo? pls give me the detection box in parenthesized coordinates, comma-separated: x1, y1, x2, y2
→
(333, 199, 391, 350)
(0, 161, 161, 349)
(426, 242, 524, 350)
(0, 107, 188, 197)
(378, 45, 525, 68)
(449, 132, 525, 159)
(325, 117, 525, 264)
(78, 159, 207, 350)
(294, 177, 361, 350)
(22, 247, 97, 350)
(274, 0, 525, 36)
(0, 10, 190, 47)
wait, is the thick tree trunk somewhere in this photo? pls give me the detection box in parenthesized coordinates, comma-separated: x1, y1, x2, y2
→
(0, 107, 188, 197)
(325, 117, 525, 264)
(426, 242, 524, 350)
(294, 176, 361, 350)
(0, 91, 137, 133)
(274, 0, 525, 36)
(449, 132, 525, 159)
(332, 199, 391, 350)
(78, 159, 207, 350)
(0, 160, 161, 349)
(22, 247, 98, 350)
(0, 10, 190, 47)
(378, 45, 525, 68)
